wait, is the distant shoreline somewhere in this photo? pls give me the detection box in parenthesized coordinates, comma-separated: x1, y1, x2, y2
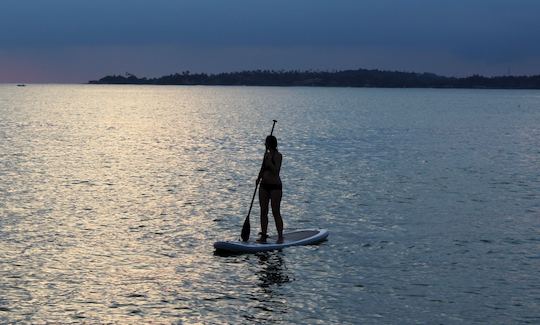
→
(89, 68, 540, 90)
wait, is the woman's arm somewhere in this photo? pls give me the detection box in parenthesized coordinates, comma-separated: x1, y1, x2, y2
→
(256, 152, 270, 183)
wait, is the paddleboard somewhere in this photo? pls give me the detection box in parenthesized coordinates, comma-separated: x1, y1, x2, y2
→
(214, 229, 328, 253)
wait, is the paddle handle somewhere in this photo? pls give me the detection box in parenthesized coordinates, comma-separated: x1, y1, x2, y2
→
(270, 119, 277, 136)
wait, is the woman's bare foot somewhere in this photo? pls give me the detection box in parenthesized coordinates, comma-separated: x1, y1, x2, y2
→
(256, 233, 268, 243)
(276, 236, 284, 244)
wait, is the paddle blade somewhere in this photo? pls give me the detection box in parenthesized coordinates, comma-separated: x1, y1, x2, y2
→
(241, 217, 250, 242)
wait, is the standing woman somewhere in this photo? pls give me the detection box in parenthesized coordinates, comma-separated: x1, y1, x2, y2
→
(256, 135, 283, 243)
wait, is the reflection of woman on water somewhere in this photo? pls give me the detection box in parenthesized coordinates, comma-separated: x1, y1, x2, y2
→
(256, 135, 283, 243)
(256, 252, 291, 290)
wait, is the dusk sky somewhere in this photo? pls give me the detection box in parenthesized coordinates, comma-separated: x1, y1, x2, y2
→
(1, 0, 540, 83)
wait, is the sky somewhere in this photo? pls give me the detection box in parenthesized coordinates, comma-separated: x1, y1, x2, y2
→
(1, 0, 540, 83)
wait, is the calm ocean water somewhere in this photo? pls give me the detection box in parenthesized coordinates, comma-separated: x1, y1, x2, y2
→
(0, 84, 539, 324)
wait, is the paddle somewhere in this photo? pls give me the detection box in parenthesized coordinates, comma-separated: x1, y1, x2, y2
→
(241, 120, 277, 242)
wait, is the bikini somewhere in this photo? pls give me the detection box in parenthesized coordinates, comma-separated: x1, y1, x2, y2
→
(260, 152, 282, 193)
(260, 182, 282, 193)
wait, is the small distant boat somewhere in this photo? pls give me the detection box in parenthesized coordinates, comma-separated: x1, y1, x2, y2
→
(17, 84, 26, 87)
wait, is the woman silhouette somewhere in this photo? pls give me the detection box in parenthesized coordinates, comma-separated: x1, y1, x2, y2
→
(256, 135, 283, 243)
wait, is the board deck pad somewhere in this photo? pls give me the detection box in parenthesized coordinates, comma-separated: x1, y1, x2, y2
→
(267, 230, 318, 242)
(214, 229, 328, 253)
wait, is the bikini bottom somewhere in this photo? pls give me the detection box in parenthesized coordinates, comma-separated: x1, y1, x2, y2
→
(260, 183, 282, 193)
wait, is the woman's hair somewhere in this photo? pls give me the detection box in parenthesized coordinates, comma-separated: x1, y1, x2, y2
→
(265, 135, 278, 150)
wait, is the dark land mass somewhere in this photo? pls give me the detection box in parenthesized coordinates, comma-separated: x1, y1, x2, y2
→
(89, 69, 540, 89)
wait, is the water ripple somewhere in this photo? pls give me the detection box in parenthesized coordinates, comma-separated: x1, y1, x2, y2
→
(1, 85, 539, 323)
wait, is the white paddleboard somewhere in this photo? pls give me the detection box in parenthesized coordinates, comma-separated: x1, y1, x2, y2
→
(214, 229, 329, 253)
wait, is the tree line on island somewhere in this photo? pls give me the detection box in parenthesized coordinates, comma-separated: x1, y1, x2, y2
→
(89, 68, 540, 89)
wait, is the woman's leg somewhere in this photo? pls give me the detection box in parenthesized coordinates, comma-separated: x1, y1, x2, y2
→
(258, 187, 270, 241)
(270, 189, 283, 239)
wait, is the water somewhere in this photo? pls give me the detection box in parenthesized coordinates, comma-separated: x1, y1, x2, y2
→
(0, 84, 539, 324)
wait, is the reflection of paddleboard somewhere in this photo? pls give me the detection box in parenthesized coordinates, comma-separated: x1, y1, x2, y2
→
(214, 229, 329, 253)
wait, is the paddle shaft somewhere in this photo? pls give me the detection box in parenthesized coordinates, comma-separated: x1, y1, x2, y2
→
(241, 120, 277, 241)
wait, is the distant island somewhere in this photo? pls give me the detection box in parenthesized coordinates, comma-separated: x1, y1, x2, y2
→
(89, 69, 540, 89)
